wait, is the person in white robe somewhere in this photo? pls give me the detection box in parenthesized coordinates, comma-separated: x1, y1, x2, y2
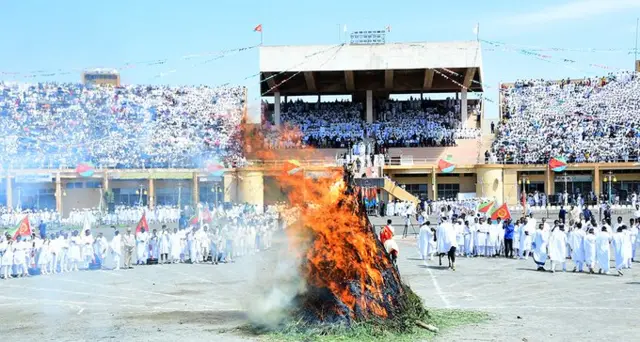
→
(38, 239, 51, 275)
(612, 226, 626, 276)
(159, 226, 171, 264)
(569, 222, 586, 272)
(463, 220, 474, 257)
(68, 231, 82, 272)
(418, 221, 433, 261)
(148, 229, 159, 260)
(169, 228, 182, 263)
(519, 218, 534, 260)
(532, 224, 548, 271)
(110, 230, 122, 270)
(454, 219, 465, 256)
(622, 225, 633, 269)
(596, 226, 612, 275)
(583, 228, 597, 274)
(1, 238, 14, 279)
(187, 228, 199, 263)
(629, 219, 639, 262)
(136, 228, 149, 265)
(93, 232, 108, 269)
(436, 217, 457, 270)
(475, 218, 488, 257)
(82, 230, 95, 269)
(548, 225, 568, 273)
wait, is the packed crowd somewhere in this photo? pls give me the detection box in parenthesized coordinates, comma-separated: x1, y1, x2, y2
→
(490, 71, 640, 164)
(0, 203, 285, 279)
(0, 206, 60, 227)
(411, 201, 640, 274)
(0, 82, 245, 169)
(271, 98, 480, 149)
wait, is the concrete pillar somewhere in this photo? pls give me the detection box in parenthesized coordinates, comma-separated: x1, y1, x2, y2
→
(461, 88, 468, 127)
(239, 171, 264, 211)
(274, 91, 281, 126)
(192, 172, 199, 207)
(545, 167, 553, 196)
(102, 173, 109, 191)
(5, 174, 11, 209)
(366, 90, 373, 124)
(55, 173, 62, 216)
(594, 166, 601, 196)
(224, 173, 239, 203)
(476, 168, 504, 203)
(148, 178, 155, 209)
(431, 167, 437, 200)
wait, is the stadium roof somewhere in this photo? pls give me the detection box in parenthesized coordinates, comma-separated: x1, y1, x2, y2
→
(259, 41, 483, 96)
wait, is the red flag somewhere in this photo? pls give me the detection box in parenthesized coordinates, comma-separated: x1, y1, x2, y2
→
(253, 24, 262, 32)
(9, 216, 32, 240)
(135, 213, 149, 234)
(490, 203, 511, 220)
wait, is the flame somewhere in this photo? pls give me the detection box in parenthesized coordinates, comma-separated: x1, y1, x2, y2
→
(243, 124, 393, 320)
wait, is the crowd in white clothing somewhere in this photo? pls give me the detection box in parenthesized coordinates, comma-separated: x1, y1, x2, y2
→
(490, 72, 640, 164)
(0, 203, 285, 279)
(268, 98, 480, 149)
(0, 206, 60, 227)
(0, 82, 245, 169)
(415, 210, 640, 276)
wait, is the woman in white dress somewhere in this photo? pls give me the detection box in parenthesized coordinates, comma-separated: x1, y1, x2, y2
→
(68, 231, 82, 272)
(38, 239, 51, 275)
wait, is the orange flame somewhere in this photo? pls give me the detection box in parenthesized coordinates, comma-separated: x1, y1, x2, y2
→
(243, 124, 393, 320)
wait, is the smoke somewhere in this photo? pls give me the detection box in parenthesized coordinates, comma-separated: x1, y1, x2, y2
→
(243, 225, 310, 329)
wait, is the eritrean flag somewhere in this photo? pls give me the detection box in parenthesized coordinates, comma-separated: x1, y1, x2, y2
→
(205, 160, 224, 177)
(135, 213, 149, 234)
(437, 158, 455, 173)
(490, 203, 511, 220)
(549, 156, 567, 172)
(284, 159, 302, 175)
(477, 200, 495, 213)
(8, 216, 32, 240)
(76, 162, 95, 177)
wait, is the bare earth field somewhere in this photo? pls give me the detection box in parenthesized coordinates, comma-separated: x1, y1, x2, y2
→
(1, 237, 640, 341)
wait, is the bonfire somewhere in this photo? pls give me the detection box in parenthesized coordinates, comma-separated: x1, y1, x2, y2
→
(244, 125, 428, 331)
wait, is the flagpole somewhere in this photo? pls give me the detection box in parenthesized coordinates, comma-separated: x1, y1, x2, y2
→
(635, 17, 639, 63)
(261, 29, 264, 46)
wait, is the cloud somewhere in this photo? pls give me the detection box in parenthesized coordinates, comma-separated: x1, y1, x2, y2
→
(503, 0, 640, 27)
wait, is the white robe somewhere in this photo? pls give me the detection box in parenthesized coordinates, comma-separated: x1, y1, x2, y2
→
(569, 229, 586, 262)
(520, 223, 533, 252)
(110, 235, 122, 256)
(159, 232, 171, 255)
(532, 229, 548, 264)
(436, 222, 454, 254)
(548, 229, 567, 262)
(612, 232, 625, 269)
(169, 233, 182, 260)
(418, 225, 432, 259)
(583, 234, 596, 266)
(595, 232, 611, 271)
(136, 232, 148, 262)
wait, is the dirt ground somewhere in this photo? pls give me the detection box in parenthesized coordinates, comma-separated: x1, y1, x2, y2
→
(1, 236, 640, 341)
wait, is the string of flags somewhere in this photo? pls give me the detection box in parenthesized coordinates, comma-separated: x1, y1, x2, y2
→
(430, 68, 495, 103)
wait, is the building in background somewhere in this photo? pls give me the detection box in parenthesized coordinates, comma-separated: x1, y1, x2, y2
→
(82, 68, 120, 86)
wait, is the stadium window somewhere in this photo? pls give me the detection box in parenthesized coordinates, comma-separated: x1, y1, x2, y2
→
(65, 182, 84, 189)
(403, 184, 428, 200)
(85, 181, 102, 188)
(437, 184, 460, 200)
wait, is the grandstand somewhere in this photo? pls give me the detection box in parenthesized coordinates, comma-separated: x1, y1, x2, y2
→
(1, 43, 640, 219)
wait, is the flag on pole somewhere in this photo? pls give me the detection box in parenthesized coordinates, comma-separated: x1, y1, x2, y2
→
(385, 25, 391, 32)
(135, 213, 149, 234)
(8, 216, 31, 240)
(477, 200, 495, 213)
(343, 24, 347, 33)
(490, 203, 511, 220)
(472, 23, 479, 35)
(253, 24, 262, 32)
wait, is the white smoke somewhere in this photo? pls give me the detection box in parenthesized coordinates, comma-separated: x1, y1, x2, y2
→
(243, 230, 309, 329)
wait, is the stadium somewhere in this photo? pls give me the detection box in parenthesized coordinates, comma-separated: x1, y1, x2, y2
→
(5, 20, 640, 341)
(1, 34, 639, 223)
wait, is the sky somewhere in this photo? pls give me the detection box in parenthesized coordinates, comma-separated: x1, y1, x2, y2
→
(1, 0, 639, 121)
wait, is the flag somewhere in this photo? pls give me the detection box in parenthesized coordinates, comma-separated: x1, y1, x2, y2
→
(253, 24, 262, 32)
(135, 213, 149, 234)
(385, 25, 391, 32)
(490, 203, 511, 220)
(284, 159, 302, 175)
(76, 162, 95, 177)
(549, 156, 567, 172)
(343, 24, 347, 33)
(521, 191, 527, 208)
(189, 214, 199, 225)
(477, 200, 494, 213)
(437, 158, 455, 173)
(472, 23, 479, 35)
(8, 216, 32, 239)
